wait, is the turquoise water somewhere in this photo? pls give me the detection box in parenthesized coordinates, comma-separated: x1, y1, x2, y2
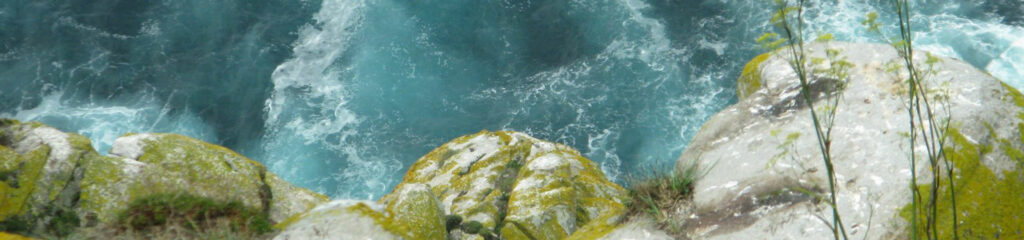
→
(2, 0, 1022, 199)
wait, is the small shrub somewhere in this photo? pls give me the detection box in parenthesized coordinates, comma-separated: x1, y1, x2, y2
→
(624, 164, 700, 235)
(461, 220, 483, 234)
(117, 193, 272, 236)
(444, 214, 462, 232)
(48, 206, 81, 237)
(0, 214, 33, 234)
(0, 118, 17, 127)
(0, 206, 82, 238)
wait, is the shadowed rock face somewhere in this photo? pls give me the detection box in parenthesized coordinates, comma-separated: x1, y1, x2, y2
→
(0, 120, 327, 234)
(677, 42, 1024, 239)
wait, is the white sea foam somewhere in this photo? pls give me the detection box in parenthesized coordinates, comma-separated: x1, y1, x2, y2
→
(262, 0, 402, 199)
(987, 39, 1024, 88)
(0, 91, 216, 154)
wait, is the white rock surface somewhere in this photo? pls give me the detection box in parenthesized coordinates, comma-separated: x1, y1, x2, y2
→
(273, 200, 399, 240)
(676, 42, 1024, 239)
(599, 219, 673, 240)
(109, 133, 155, 159)
(13, 127, 73, 168)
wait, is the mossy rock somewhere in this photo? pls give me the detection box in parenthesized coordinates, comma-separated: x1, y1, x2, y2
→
(896, 85, 1024, 239)
(82, 133, 328, 225)
(0, 121, 97, 237)
(379, 183, 447, 239)
(1, 121, 327, 234)
(113, 133, 268, 208)
(117, 193, 272, 234)
(264, 172, 329, 223)
(737, 52, 773, 100)
(384, 130, 628, 240)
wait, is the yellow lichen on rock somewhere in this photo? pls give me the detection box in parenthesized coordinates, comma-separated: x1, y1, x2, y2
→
(76, 153, 139, 224)
(1, 120, 326, 233)
(125, 134, 267, 208)
(0, 120, 89, 222)
(379, 183, 448, 240)
(0, 232, 34, 240)
(0, 147, 48, 221)
(382, 130, 628, 240)
(737, 52, 773, 100)
(265, 172, 329, 223)
(106, 133, 327, 224)
(899, 128, 1024, 239)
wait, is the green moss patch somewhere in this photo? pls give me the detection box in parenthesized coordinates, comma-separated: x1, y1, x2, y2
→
(737, 52, 773, 100)
(899, 128, 1024, 239)
(0, 147, 50, 222)
(0, 205, 81, 238)
(117, 193, 272, 235)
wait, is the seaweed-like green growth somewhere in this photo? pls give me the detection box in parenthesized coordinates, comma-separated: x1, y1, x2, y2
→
(117, 193, 271, 235)
(737, 52, 773, 100)
(462, 220, 483, 234)
(458, 220, 498, 240)
(444, 214, 462, 232)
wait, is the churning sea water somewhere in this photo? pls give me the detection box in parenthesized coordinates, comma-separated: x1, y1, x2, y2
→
(1, 0, 1022, 199)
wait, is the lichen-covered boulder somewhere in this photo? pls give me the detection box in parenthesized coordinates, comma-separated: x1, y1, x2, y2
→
(386, 130, 628, 240)
(676, 42, 1024, 239)
(276, 183, 447, 239)
(265, 172, 330, 223)
(0, 119, 97, 230)
(378, 183, 448, 239)
(93, 133, 328, 224)
(0, 121, 327, 234)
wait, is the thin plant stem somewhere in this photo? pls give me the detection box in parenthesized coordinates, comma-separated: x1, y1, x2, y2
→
(890, 0, 957, 239)
(774, 1, 848, 239)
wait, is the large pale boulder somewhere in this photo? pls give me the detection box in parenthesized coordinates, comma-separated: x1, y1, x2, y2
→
(90, 133, 327, 224)
(677, 42, 1024, 239)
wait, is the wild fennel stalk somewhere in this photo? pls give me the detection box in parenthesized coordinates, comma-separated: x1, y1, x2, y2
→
(875, 1, 957, 238)
(766, 0, 848, 239)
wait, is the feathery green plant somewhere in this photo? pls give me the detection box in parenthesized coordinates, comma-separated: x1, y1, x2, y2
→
(863, 1, 956, 239)
(758, 0, 850, 239)
(624, 162, 702, 236)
